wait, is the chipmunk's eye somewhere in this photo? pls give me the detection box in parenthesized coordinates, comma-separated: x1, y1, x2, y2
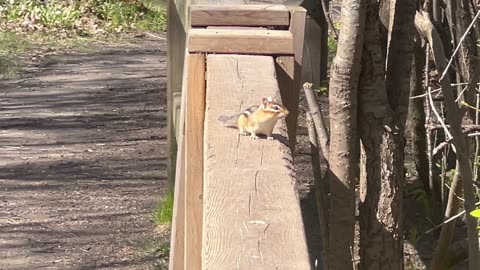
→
(272, 105, 280, 111)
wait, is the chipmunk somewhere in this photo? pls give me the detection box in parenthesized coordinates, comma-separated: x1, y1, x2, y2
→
(218, 97, 289, 140)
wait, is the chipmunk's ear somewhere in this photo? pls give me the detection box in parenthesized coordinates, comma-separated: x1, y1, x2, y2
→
(267, 96, 274, 102)
(262, 97, 269, 106)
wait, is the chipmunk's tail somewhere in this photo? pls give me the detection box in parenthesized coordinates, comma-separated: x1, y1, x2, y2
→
(218, 114, 239, 129)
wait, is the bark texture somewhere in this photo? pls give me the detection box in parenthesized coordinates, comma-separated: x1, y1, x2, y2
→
(408, 39, 430, 193)
(327, 0, 367, 269)
(358, 0, 416, 269)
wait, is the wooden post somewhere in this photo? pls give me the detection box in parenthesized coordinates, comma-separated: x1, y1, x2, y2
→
(184, 53, 206, 269)
(275, 6, 307, 151)
(168, 50, 189, 270)
(167, 0, 189, 188)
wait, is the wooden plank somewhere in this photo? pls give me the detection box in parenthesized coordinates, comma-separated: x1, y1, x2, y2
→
(188, 29, 294, 55)
(184, 53, 205, 269)
(169, 130, 186, 270)
(167, 0, 188, 187)
(168, 50, 189, 270)
(190, 5, 290, 27)
(301, 16, 323, 87)
(203, 54, 310, 269)
(275, 6, 306, 151)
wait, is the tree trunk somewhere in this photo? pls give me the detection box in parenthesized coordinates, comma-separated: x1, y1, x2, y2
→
(327, 0, 367, 269)
(454, 0, 480, 118)
(408, 38, 430, 194)
(358, 0, 415, 269)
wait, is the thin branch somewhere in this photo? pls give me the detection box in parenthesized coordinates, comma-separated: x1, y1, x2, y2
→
(432, 141, 449, 156)
(321, 0, 339, 40)
(303, 82, 330, 159)
(427, 124, 480, 131)
(440, 9, 480, 81)
(427, 86, 454, 141)
(410, 88, 441, 99)
(306, 112, 329, 270)
(420, 201, 480, 237)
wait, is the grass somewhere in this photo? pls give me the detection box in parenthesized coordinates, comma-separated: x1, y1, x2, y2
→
(0, 0, 166, 78)
(0, 0, 167, 34)
(153, 190, 174, 226)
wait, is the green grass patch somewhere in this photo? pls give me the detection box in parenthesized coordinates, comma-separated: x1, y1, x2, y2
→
(153, 190, 174, 226)
(0, 0, 167, 34)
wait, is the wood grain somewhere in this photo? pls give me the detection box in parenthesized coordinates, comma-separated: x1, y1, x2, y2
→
(184, 53, 206, 269)
(167, 0, 188, 187)
(168, 50, 189, 270)
(275, 6, 306, 151)
(202, 54, 310, 269)
(188, 29, 294, 55)
(190, 5, 290, 27)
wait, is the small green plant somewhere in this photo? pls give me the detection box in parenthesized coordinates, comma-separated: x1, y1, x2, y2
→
(327, 36, 337, 64)
(470, 208, 480, 230)
(315, 86, 329, 96)
(153, 190, 174, 226)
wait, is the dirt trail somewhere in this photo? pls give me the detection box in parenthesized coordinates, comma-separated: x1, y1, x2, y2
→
(0, 37, 168, 270)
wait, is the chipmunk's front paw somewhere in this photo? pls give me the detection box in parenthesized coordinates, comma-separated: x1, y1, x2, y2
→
(250, 135, 259, 140)
(239, 131, 248, 136)
(267, 136, 274, 140)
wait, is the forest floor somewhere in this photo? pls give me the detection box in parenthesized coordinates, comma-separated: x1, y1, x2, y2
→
(0, 35, 169, 270)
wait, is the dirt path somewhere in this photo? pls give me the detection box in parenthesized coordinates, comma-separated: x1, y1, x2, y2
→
(0, 37, 168, 270)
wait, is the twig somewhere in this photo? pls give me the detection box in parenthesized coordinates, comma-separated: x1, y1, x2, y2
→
(444, 182, 465, 202)
(321, 0, 339, 40)
(432, 141, 449, 156)
(303, 82, 330, 159)
(440, 9, 480, 81)
(410, 87, 441, 99)
(425, 45, 434, 195)
(426, 124, 480, 131)
(306, 112, 329, 270)
(454, 85, 469, 102)
(474, 93, 480, 183)
(419, 201, 480, 237)
(427, 86, 454, 141)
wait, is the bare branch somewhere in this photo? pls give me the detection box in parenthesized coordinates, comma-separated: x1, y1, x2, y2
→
(303, 82, 330, 159)
(321, 0, 339, 40)
(440, 9, 480, 81)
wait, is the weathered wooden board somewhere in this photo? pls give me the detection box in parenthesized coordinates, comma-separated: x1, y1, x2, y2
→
(190, 5, 290, 27)
(167, 0, 188, 187)
(202, 54, 310, 269)
(169, 132, 186, 270)
(188, 29, 294, 55)
(275, 6, 306, 151)
(168, 50, 190, 270)
(185, 53, 206, 269)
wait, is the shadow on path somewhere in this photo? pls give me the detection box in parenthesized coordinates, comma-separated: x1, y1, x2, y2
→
(0, 38, 168, 270)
